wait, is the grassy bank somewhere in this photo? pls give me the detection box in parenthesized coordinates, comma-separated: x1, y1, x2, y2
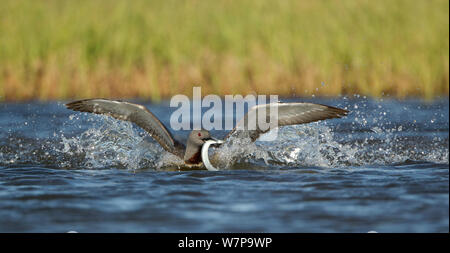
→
(0, 0, 448, 101)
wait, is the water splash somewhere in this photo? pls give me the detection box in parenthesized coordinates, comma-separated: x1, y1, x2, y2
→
(209, 97, 448, 169)
(0, 98, 448, 170)
(55, 115, 167, 170)
(255, 124, 448, 168)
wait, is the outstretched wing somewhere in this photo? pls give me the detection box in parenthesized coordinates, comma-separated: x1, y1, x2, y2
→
(225, 102, 349, 141)
(65, 98, 185, 158)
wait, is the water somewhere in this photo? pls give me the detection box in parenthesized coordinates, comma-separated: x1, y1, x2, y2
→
(0, 97, 448, 232)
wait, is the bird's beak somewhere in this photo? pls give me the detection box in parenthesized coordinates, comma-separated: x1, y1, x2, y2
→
(205, 137, 224, 145)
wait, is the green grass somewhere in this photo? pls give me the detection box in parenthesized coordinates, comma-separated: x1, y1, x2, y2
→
(0, 0, 448, 101)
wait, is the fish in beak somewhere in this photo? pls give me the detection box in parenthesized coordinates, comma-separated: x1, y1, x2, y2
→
(201, 139, 224, 171)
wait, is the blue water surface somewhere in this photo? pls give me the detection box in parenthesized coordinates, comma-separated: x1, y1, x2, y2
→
(0, 97, 448, 232)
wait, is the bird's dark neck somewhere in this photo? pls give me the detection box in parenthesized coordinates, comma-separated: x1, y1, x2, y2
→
(185, 150, 202, 164)
(184, 139, 203, 164)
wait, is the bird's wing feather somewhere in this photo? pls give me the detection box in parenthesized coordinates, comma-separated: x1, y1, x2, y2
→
(225, 102, 349, 141)
(65, 98, 185, 157)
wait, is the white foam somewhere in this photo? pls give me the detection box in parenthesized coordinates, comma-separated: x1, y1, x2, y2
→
(53, 110, 448, 170)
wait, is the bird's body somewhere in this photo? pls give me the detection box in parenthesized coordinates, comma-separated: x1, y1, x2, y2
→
(65, 98, 348, 170)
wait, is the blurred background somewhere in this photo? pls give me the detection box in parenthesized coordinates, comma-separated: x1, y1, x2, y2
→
(0, 0, 449, 233)
(0, 0, 448, 101)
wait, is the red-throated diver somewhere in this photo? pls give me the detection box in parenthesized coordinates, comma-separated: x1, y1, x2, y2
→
(65, 98, 348, 170)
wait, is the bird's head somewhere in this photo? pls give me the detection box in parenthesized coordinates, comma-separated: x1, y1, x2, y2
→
(188, 129, 215, 146)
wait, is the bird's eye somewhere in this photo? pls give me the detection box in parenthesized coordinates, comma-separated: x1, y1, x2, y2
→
(198, 133, 202, 137)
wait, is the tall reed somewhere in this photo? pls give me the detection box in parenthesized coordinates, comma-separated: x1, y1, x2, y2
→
(0, 0, 448, 101)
